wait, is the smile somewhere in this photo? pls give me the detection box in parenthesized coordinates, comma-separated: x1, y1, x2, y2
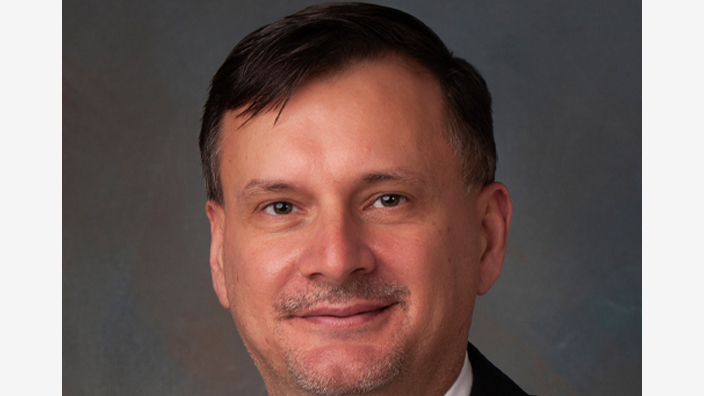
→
(294, 302, 396, 328)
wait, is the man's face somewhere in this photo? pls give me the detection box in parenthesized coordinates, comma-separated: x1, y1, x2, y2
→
(207, 59, 502, 395)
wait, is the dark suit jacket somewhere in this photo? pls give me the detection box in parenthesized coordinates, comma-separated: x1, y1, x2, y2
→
(467, 343, 530, 396)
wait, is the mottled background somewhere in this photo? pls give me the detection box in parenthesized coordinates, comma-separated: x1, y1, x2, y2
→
(63, 0, 641, 395)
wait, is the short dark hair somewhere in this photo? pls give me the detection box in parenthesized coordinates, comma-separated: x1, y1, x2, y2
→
(200, 2, 496, 204)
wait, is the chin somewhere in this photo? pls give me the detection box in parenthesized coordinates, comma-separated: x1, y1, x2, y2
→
(283, 343, 405, 395)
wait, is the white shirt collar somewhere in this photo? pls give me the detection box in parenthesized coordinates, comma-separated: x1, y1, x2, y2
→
(443, 352, 473, 396)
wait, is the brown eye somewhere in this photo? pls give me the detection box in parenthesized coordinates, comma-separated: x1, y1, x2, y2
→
(264, 201, 295, 215)
(274, 202, 292, 214)
(372, 194, 407, 208)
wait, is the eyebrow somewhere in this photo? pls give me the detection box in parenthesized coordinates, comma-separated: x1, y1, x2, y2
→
(239, 179, 298, 199)
(238, 169, 428, 199)
(358, 169, 427, 187)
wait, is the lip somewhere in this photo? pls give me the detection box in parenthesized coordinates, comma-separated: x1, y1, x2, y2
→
(292, 301, 396, 328)
(300, 302, 391, 317)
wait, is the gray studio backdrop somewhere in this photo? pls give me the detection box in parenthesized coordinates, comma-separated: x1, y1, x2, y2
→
(63, 0, 641, 395)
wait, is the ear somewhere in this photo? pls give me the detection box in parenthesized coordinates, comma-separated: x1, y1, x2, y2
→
(476, 182, 513, 295)
(206, 200, 230, 309)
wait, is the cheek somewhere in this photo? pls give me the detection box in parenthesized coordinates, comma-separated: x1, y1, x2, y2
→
(369, 225, 450, 309)
(369, 221, 479, 327)
(440, 221, 482, 301)
(222, 229, 302, 323)
(371, 222, 474, 286)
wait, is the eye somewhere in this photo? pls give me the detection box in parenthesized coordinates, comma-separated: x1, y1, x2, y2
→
(371, 194, 407, 208)
(263, 201, 298, 215)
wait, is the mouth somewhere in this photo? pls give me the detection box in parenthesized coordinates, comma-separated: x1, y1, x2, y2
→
(293, 301, 397, 328)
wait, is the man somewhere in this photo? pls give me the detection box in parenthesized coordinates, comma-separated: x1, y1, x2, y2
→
(200, 3, 528, 395)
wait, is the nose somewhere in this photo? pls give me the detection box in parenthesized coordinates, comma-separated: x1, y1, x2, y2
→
(299, 208, 376, 283)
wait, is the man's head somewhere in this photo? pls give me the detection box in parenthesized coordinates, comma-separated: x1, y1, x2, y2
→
(200, 2, 496, 205)
(200, 3, 512, 396)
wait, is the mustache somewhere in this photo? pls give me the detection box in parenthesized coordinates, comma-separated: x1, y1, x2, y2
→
(273, 278, 410, 316)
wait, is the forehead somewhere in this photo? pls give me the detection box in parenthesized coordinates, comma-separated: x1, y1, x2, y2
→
(218, 58, 459, 198)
